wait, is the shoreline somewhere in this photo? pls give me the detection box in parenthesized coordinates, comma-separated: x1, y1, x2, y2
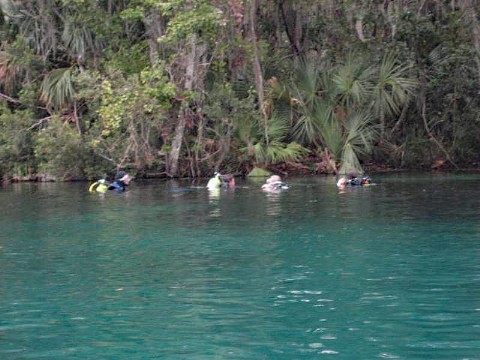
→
(3, 167, 480, 184)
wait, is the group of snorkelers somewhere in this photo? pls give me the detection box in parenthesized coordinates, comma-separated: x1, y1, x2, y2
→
(257, 169, 372, 191)
(206, 172, 289, 192)
(89, 169, 371, 194)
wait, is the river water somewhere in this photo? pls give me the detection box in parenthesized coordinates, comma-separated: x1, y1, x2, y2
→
(0, 174, 479, 359)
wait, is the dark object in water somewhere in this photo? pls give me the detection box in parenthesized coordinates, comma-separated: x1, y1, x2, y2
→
(349, 175, 371, 186)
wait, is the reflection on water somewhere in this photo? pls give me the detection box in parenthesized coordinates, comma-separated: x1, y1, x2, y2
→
(265, 192, 282, 216)
(207, 187, 220, 201)
(0, 174, 479, 359)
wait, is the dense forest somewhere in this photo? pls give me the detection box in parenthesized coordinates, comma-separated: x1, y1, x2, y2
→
(0, 0, 479, 181)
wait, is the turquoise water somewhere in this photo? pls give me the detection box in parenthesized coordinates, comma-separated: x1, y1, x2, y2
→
(0, 174, 479, 359)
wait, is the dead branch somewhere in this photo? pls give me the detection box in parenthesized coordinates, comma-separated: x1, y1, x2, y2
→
(0, 92, 21, 104)
(28, 116, 53, 130)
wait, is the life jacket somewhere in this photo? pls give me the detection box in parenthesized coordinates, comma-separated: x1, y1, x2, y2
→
(206, 175, 221, 189)
(88, 179, 109, 193)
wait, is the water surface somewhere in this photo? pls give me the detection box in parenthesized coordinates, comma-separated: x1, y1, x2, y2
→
(1, 174, 479, 359)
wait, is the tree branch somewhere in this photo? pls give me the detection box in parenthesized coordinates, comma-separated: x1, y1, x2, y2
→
(28, 116, 53, 130)
(0, 92, 21, 104)
(421, 100, 459, 170)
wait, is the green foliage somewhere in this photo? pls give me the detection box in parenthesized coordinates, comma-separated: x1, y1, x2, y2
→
(339, 112, 378, 174)
(0, 0, 479, 180)
(92, 66, 172, 170)
(74, 69, 103, 104)
(165, 2, 223, 41)
(119, 8, 145, 22)
(252, 140, 308, 165)
(62, 17, 98, 61)
(34, 117, 102, 179)
(343, 112, 377, 157)
(239, 112, 309, 166)
(40, 67, 75, 110)
(103, 42, 150, 75)
(123, 0, 224, 43)
(372, 52, 417, 120)
(202, 83, 259, 169)
(333, 54, 374, 108)
(338, 143, 363, 176)
(0, 36, 43, 95)
(288, 54, 391, 174)
(0, 107, 36, 177)
(140, 65, 176, 104)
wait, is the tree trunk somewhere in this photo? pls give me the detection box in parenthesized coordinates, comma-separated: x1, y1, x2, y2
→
(355, 19, 366, 42)
(73, 101, 81, 135)
(278, 0, 301, 57)
(248, 0, 268, 145)
(293, 2, 303, 53)
(145, 8, 165, 65)
(166, 35, 196, 177)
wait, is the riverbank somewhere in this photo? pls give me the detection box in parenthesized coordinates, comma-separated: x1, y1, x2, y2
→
(3, 164, 480, 184)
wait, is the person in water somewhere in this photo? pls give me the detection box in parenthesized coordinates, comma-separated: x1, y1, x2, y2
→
(220, 174, 235, 187)
(336, 171, 371, 189)
(89, 171, 132, 193)
(206, 172, 222, 190)
(206, 172, 235, 189)
(108, 171, 133, 192)
(262, 175, 289, 192)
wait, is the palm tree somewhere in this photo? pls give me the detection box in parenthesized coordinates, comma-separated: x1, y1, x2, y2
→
(287, 55, 378, 174)
(61, 17, 99, 68)
(8, 1, 59, 58)
(289, 60, 326, 145)
(286, 52, 415, 175)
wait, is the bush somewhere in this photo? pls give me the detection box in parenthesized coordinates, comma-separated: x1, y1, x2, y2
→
(34, 118, 108, 180)
(0, 107, 37, 178)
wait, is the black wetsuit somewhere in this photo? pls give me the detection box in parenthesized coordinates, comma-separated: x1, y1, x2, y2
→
(349, 176, 371, 186)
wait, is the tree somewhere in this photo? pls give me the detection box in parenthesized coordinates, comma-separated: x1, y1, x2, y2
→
(128, 0, 225, 177)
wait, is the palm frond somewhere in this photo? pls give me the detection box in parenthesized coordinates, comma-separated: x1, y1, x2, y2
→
(234, 112, 261, 145)
(333, 54, 374, 108)
(0, 50, 22, 93)
(291, 98, 335, 147)
(267, 112, 289, 140)
(344, 111, 377, 156)
(373, 52, 417, 118)
(232, 79, 251, 99)
(291, 59, 323, 112)
(320, 116, 343, 160)
(253, 141, 267, 164)
(292, 114, 319, 145)
(290, 60, 336, 145)
(13, 2, 58, 57)
(339, 142, 363, 175)
(254, 140, 309, 165)
(62, 19, 97, 60)
(40, 67, 75, 110)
